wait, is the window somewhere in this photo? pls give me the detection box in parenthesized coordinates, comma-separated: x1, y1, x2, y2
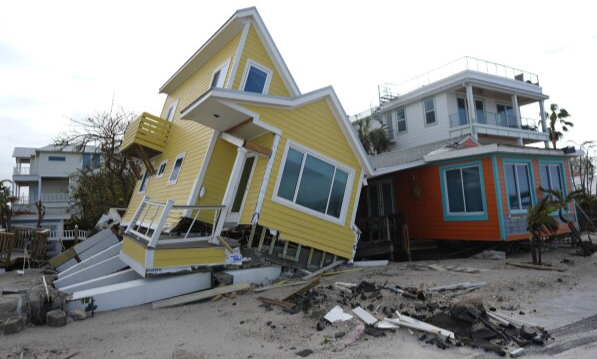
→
(240, 60, 273, 94)
(168, 153, 185, 185)
(274, 143, 353, 222)
(139, 170, 150, 193)
(505, 163, 533, 211)
(497, 103, 515, 127)
(156, 160, 168, 178)
(211, 59, 230, 88)
(83, 153, 100, 169)
(441, 163, 486, 220)
(423, 97, 436, 126)
(165, 100, 178, 122)
(396, 108, 407, 134)
(540, 163, 564, 195)
(456, 98, 485, 125)
(48, 156, 66, 162)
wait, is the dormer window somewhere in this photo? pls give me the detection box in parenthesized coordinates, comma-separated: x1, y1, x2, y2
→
(211, 59, 231, 88)
(240, 59, 273, 94)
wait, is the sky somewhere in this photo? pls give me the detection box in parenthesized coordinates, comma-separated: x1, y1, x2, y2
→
(1, 0, 596, 184)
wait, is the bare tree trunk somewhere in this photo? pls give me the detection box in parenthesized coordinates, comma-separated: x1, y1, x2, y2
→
(529, 234, 538, 264)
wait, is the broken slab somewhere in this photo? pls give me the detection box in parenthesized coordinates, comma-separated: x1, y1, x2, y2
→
(324, 305, 353, 323)
(152, 282, 250, 309)
(59, 269, 142, 294)
(3, 316, 24, 335)
(67, 272, 211, 313)
(221, 266, 281, 285)
(54, 255, 128, 289)
(58, 242, 122, 279)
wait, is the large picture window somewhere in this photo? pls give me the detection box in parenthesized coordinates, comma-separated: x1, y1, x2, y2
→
(275, 144, 353, 222)
(440, 162, 487, 221)
(505, 163, 533, 211)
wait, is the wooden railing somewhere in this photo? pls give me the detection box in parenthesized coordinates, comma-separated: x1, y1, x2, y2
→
(355, 213, 406, 259)
(120, 112, 173, 157)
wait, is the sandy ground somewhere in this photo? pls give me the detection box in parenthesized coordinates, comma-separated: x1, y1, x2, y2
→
(2, 244, 597, 359)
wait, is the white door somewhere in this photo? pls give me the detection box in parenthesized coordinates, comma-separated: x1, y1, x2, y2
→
(225, 155, 257, 224)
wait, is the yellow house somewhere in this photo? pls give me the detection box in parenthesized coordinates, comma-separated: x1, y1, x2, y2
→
(119, 7, 373, 276)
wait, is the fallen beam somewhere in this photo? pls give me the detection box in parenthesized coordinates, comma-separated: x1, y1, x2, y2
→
(386, 312, 455, 341)
(152, 282, 250, 309)
(322, 268, 364, 276)
(302, 260, 344, 280)
(506, 262, 566, 272)
(429, 282, 486, 291)
(257, 296, 295, 309)
(282, 278, 320, 301)
(252, 280, 309, 293)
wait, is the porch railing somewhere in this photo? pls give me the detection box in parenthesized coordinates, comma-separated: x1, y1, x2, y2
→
(355, 213, 406, 258)
(449, 111, 542, 132)
(15, 193, 69, 205)
(49, 230, 89, 241)
(13, 167, 32, 175)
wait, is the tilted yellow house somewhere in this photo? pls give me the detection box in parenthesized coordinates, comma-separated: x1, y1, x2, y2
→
(119, 7, 373, 276)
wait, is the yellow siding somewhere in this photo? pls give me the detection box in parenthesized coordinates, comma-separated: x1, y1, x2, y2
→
(245, 100, 361, 258)
(154, 247, 225, 267)
(232, 25, 290, 97)
(122, 236, 146, 267)
(239, 133, 274, 224)
(123, 30, 243, 225)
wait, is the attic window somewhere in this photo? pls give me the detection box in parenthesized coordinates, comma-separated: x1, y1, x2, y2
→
(165, 100, 178, 122)
(211, 59, 231, 88)
(240, 59, 273, 94)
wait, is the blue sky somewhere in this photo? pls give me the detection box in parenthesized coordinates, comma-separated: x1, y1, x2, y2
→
(1, 0, 596, 183)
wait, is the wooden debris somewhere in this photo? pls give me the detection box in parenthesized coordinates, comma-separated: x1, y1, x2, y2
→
(302, 260, 344, 280)
(322, 268, 364, 276)
(210, 294, 223, 302)
(489, 311, 542, 329)
(386, 312, 455, 341)
(252, 280, 309, 293)
(257, 296, 295, 309)
(429, 282, 486, 291)
(152, 282, 249, 309)
(506, 262, 566, 272)
(282, 278, 320, 301)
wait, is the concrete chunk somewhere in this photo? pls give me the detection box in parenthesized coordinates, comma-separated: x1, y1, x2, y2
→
(46, 310, 67, 327)
(3, 316, 24, 334)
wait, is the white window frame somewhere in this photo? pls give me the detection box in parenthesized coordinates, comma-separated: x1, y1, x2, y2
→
(167, 152, 186, 186)
(239, 59, 273, 94)
(211, 58, 231, 88)
(443, 165, 484, 215)
(156, 159, 168, 179)
(423, 97, 437, 126)
(272, 140, 355, 225)
(138, 169, 150, 194)
(164, 100, 179, 122)
(396, 107, 407, 134)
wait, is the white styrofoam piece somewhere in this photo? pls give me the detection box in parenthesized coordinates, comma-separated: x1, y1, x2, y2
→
(59, 269, 141, 294)
(66, 272, 212, 312)
(55, 256, 127, 289)
(353, 260, 389, 267)
(324, 305, 353, 323)
(352, 306, 378, 325)
(223, 266, 281, 285)
(59, 242, 123, 279)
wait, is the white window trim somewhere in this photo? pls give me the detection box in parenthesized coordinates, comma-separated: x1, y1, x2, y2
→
(396, 107, 407, 134)
(211, 58, 231, 88)
(239, 59, 273, 94)
(138, 169, 150, 194)
(167, 152, 186, 186)
(271, 140, 355, 225)
(443, 165, 484, 216)
(156, 159, 168, 179)
(165, 100, 179, 122)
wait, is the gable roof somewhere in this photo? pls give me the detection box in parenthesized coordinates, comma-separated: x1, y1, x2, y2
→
(159, 7, 300, 97)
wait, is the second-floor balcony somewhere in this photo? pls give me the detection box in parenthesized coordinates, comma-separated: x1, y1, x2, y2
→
(120, 112, 173, 172)
(15, 193, 70, 205)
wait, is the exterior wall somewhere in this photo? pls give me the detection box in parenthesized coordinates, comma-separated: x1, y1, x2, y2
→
(122, 30, 243, 224)
(393, 157, 501, 241)
(232, 25, 291, 97)
(244, 100, 362, 258)
(41, 178, 69, 193)
(37, 152, 81, 177)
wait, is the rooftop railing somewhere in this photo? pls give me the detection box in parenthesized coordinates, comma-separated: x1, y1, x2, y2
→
(379, 56, 540, 102)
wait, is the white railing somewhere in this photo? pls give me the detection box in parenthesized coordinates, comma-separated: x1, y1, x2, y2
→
(449, 111, 543, 132)
(15, 193, 69, 205)
(12, 204, 70, 215)
(379, 56, 540, 100)
(49, 229, 88, 241)
(13, 166, 32, 175)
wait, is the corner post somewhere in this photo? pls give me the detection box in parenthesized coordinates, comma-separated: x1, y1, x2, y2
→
(539, 100, 549, 149)
(465, 84, 477, 140)
(512, 94, 523, 146)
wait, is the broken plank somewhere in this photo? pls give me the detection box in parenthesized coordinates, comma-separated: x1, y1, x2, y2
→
(252, 280, 309, 293)
(429, 282, 486, 291)
(152, 282, 249, 309)
(427, 264, 447, 272)
(257, 296, 295, 309)
(386, 312, 455, 341)
(506, 262, 566, 272)
(282, 277, 320, 301)
(302, 260, 344, 280)
(322, 268, 364, 276)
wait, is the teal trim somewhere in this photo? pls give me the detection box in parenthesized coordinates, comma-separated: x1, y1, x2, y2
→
(491, 155, 506, 241)
(568, 160, 580, 230)
(502, 158, 537, 215)
(428, 153, 568, 168)
(439, 160, 488, 221)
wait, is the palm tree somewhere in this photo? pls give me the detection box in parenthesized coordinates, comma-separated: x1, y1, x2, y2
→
(526, 196, 560, 265)
(354, 116, 390, 155)
(547, 104, 573, 149)
(542, 188, 587, 246)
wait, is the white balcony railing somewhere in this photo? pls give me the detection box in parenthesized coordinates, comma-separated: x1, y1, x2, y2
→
(449, 111, 543, 132)
(13, 167, 33, 175)
(12, 204, 70, 216)
(49, 230, 88, 241)
(14, 193, 69, 205)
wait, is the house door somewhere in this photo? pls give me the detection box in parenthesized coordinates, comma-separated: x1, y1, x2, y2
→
(225, 155, 257, 224)
(367, 178, 395, 217)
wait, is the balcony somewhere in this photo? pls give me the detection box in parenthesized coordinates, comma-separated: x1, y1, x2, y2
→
(15, 193, 69, 205)
(120, 112, 173, 172)
(448, 111, 548, 144)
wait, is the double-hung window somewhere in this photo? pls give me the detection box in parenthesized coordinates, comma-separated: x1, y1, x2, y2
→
(396, 108, 407, 134)
(505, 163, 533, 211)
(441, 163, 486, 220)
(540, 163, 564, 197)
(139, 170, 150, 193)
(165, 100, 178, 122)
(275, 143, 353, 223)
(240, 59, 273, 94)
(423, 97, 436, 126)
(167, 153, 185, 185)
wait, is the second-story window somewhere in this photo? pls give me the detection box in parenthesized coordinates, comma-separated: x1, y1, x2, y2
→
(241, 59, 273, 94)
(83, 153, 100, 169)
(48, 156, 66, 162)
(423, 97, 436, 126)
(168, 153, 186, 185)
(396, 108, 407, 134)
